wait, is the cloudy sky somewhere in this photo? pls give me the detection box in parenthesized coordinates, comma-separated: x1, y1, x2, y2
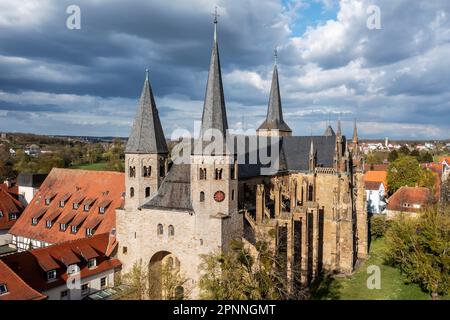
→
(0, 0, 449, 139)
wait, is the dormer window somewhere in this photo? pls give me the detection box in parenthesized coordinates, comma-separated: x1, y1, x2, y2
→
(9, 213, 16, 221)
(84, 205, 90, 212)
(71, 225, 78, 234)
(59, 201, 65, 208)
(86, 228, 94, 236)
(73, 203, 79, 209)
(45, 198, 51, 205)
(99, 207, 105, 214)
(32, 217, 38, 225)
(0, 283, 8, 295)
(0, 210, 3, 217)
(87, 258, 97, 269)
(47, 270, 57, 281)
(60, 223, 67, 231)
(46, 220, 52, 228)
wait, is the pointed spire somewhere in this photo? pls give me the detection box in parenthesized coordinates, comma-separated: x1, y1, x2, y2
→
(310, 138, 314, 157)
(257, 52, 291, 133)
(337, 119, 342, 137)
(324, 125, 335, 137)
(309, 137, 316, 171)
(126, 70, 168, 154)
(352, 118, 358, 143)
(200, 11, 228, 137)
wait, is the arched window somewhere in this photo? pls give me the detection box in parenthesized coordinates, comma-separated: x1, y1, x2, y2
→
(308, 185, 314, 202)
(231, 189, 235, 200)
(143, 166, 151, 177)
(168, 225, 174, 237)
(130, 187, 135, 198)
(157, 223, 163, 236)
(200, 191, 205, 202)
(199, 168, 207, 180)
(159, 164, 165, 177)
(129, 166, 136, 178)
(215, 168, 223, 180)
(145, 187, 151, 198)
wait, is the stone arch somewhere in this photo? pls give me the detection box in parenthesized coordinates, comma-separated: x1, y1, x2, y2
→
(148, 251, 182, 300)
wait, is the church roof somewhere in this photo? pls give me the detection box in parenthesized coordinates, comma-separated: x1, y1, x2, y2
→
(142, 164, 193, 212)
(125, 72, 168, 154)
(257, 64, 291, 132)
(200, 21, 228, 138)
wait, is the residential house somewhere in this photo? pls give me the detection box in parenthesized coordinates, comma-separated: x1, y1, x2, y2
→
(17, 173, 47, 206)
(0, 182, 25, 246)
(9, 168, 124, 251)
(386, 186, 433, 218)
(0, 233, 121, 300)
(0, 260, 46, 300)
(364, 171, 388, 214)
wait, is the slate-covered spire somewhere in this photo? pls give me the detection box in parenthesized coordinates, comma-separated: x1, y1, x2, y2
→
(257, 50, 292, 133)
(126, 70, 168, 154)
(200, 14, 228, 137)
(309, 138, 316, 171)
(324, 125, 336, 137)
(352, 119, 358, 144)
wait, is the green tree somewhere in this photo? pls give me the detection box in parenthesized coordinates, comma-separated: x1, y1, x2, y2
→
(366, 152, 384, 165)
(199, 239, 306, 300)
(387, 149, 399, 162)
(370, 215, 390, 240)
(398, 145, 410, 156)
(419, 169, 437, 195)
(419, 152, 433, 163)
(385, 206, 450, 299)
(387, 156, 422, 194)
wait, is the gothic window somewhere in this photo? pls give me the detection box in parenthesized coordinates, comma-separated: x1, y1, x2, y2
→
(143, 166, 151, 177)
(157, 223, 163, 236)
(231, 189, 235, 201)
(159, 164, 165, 177)
(308, 185, 314, 202)
(129, 166, 136, 178)
(199, 168, 207, 180)
(145, 187, 151, 198)
(168, 225, 174, 237)
(130, 187, 135, 198)
(215, 168, 223, 180)
(200, 191, 205, 202)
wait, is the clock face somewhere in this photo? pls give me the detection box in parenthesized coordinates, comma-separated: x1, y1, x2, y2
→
(214, 191, 225, 202)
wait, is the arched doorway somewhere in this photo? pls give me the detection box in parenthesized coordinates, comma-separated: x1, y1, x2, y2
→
(148, 251, 182, 300)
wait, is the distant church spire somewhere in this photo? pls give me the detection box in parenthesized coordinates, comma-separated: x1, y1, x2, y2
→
(352, 118, 358, 144)
(126, 70, 168, 154)
(257, 50, 292, 135)
(200, 9, 228, 138)
(337, 118, 342, 137)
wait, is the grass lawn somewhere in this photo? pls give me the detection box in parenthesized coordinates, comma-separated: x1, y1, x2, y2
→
(312, 237, 447, 300)
(71, 162, 109, 171)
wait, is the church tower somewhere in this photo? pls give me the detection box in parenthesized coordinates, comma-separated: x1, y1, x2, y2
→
(190, 13, 241, 251)
(334, 119, 344, 172)
(257, 50, 292, 137)
(125, 70, 168, 210)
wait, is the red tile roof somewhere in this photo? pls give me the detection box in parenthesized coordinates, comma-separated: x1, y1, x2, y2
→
(438, 156, 450, 165)
(364, 171, 388, 189)
(0, 233, 121, 293)
(0, 260, 46, 300)
(364, 181, 383, 190)
(0, 184, 25, 231)
(9, 168, 124, 244)
(387, 186, 433, 213)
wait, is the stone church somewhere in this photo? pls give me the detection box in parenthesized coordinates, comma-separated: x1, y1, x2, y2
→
(116, 18, 368, 299)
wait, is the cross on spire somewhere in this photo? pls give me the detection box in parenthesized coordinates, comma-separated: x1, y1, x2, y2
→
(213, 6, 220, 24)
(145, 68, 149, 81)
(274, 48, 278, 65)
